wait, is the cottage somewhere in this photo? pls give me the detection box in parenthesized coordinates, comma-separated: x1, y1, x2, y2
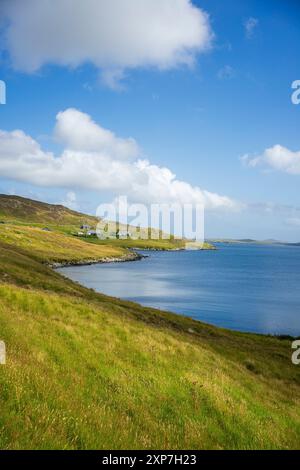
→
(87, 230, 97, 236)
(117, 230, 132, 239)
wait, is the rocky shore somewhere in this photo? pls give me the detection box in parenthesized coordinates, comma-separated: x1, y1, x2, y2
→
(50, 250, 145, 269)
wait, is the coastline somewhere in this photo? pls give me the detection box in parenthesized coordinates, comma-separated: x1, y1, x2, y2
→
(50, 249, 145, 269)
(53, 244, 299, 339)
(51, 242, 216, 269)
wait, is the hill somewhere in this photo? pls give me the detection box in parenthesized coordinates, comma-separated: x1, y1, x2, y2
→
(0, 223, 138, 266)
(0, 194, 97, 226)
(209, 238, 300, 247)
(0, 194, 214, 251)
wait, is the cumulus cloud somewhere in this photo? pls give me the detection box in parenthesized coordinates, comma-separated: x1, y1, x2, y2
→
(242, 145, 300, 175)
(244, 17, 259, 39)
(55, 108, 139, 159)
(1, 0, 213, 88)
(0, 108, 237, 211)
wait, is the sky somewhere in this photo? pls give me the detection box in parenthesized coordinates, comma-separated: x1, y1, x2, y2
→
(0, 0, 300, 241)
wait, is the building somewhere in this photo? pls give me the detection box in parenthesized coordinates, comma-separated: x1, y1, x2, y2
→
(87, 230, 97, 236)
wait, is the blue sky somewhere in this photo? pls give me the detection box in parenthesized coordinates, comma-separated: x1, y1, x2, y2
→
(0, 0, 300, 240)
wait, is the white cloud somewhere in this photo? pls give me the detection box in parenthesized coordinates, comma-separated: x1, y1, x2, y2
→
(0, 108, 237, 211)
(217, 65, 235, 80)
(101, 69, 128, 91)
(244, 17, 259, 39)
(242, 145, 300, 175)
(60, 191, 78, 211)
(1, 0, 213, 88)
(286, 217, 300, 227)
(55, 108, 139, 159)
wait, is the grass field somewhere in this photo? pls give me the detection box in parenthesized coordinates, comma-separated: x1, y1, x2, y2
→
(0, 195, 300, 449)
(0, 223, 130, 265)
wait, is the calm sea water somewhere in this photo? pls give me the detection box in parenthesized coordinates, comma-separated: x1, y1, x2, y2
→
(58, 243, 300, 336)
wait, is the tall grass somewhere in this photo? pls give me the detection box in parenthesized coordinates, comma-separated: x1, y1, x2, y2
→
(0, 280, 300, 449)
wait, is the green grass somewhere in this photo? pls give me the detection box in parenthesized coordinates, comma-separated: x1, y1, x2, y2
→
(84, 236, 214, 251)
(0, 224, 129, 265)
(0, 194, 299, 449)
(0, 241, 300, 449)
(0, 194, 97, 226)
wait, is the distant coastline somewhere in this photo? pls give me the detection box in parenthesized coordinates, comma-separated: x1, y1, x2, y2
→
(208, 238, 300, 247)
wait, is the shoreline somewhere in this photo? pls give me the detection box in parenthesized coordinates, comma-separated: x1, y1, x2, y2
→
(51, 247, 299, 339)
(50, 249, 145, 269)
(51, 242, 216, 269)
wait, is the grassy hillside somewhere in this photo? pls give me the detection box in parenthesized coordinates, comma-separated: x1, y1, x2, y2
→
(0, 194, 215, 251)
(0, 237, 300, 449)
(0, 223, 132, 265)
(0, 194, 97, 226)
(85, 236, 214, 251)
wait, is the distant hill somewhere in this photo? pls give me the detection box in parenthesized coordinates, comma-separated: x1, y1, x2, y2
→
(0, 194, 162, 238)
(0, 194, 214, 250)
(0, 194, 97, 226)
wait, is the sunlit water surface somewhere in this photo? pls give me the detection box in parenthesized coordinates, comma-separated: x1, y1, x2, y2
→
(58, 243, 300, 335)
